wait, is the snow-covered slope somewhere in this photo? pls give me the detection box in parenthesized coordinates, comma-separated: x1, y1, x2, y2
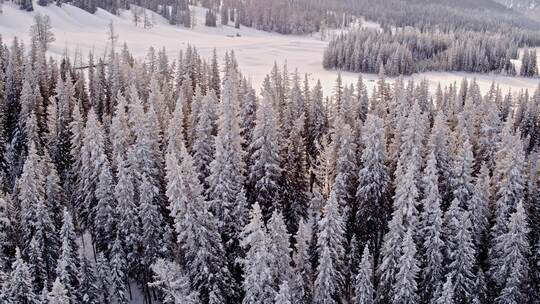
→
(495, 0, 540, 10)
(0, 2, 538, 95)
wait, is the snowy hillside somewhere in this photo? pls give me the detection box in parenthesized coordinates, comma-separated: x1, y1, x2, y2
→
(495, 0, 540, 10)
(0, 2, 539, 94)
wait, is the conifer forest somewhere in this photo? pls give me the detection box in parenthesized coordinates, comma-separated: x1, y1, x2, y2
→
(0, 0, 540, 304)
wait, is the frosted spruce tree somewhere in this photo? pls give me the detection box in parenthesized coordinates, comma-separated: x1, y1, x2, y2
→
(392, 229, 420, 304)
(314, 191, 346, 304)
(353, 245, 374, 304)
(171, 145, 233, 304)
(491, 201, 531, 303)
(292, 218, 314, 303)
(356, 114, 390, 252)
(150, 259, 199, 304)
(267, 210, 293, 288)
(206, 75, 247, 289)
(241, 203, 275, 304)
(55, 208, 80, 303)
(420, 152, 445, 304)
(3, 248, 39, 304)
(249, 92, 282, 220)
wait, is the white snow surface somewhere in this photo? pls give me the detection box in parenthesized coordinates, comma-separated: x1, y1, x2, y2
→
(1, 2, 539, 96)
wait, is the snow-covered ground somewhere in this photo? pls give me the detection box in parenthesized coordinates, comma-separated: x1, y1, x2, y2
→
(1, 2, 539, 96)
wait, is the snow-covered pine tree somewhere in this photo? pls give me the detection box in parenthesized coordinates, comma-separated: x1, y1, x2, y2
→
(150, 259, 199, 304)
(356, 114, 390, 252)
(93, 252, 113, 304)
(469, 163, 490, 248)
(267, 210, 293, 288)
(249, 91, 282, 220)
(448, 210, 476, 304)
(451, 116, 475, 209)
(275, 282, 293, 304)
(332, 122, 357, 223)
(138, 172, 171, 298)
(241, 203, 275, 304)
(78, 109, 109, 235)
(114, 155, 140, 269)
(0, 191, 10, 270)
(435, 274, 455, 304)
(420, 152, 445, 304)
(3, 248, 39, 303)
(392, 229, 420, 304)
(282, 113, 309, 234)
(110, 92, 131, 170)
(93, 156, 116, 253)
(492, 201, 531, 303)
(201, 76, 248, 295)
(490, 121, 525, 247)
(48, 279, 70, 304)
(109, 234, 129, 304)
(192, 91, 218, 188)
(17, 141, 59, 286)
(55, 208, 80, 302)
(354, 245, 374, 304)
(377, 161, 420, 304)
(292, 218, 313, 303)
(77, 251, 99, 304)
(314, 191, 346, 304)
(173, 145, 233, 304)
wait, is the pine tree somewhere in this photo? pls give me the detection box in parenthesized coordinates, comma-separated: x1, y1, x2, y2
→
(241, 203, 275, 304)
(93, 252, 113, 304)
(48, 279, 70, 304)
(172, 145, 233, 304)
(392, 229, 420, 304)
(114, 155, 139, 268)
(78, 109, 109, 234)
(451, 118, 474, 208)
(93, 157, 116, 253)
(354, 245, 374, 304)
(3, 248, 39, 304)
(282, 113, 309, 233)
(448, 210, 476, 304)
(249, 92, 282, 220)
(275, 282, 293, 304)
(77, 252, 99, 304)
(0, 192, 10, 270)
(109, 235, 129, 304)
(377, 161, 419, 304)
(470, 164, 490, 247)
(314, 191, 345, 304)
(138, 172, 171, 297)
(55, 208, 80, 303)
(267, 210, 293, 288)
(193, 91, 217, 187)
(356, 114, 390, 251)
(17, 142, 58, 286)
(428, 111, 453, 206)
(490, 123, 525, 243)
(332, 122, 357, 221)
(435, 274, 455, 304)
(292, 219, 314, 303)
(110, 92, 131, 170)
(206, 76, 247, 280)
(420, 152, 445, 303)
(492, 201, 530, 303)
(150, 259, 199, 304)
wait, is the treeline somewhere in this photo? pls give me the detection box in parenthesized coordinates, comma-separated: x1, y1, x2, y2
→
(322, 27, 540, 77)
(340, 0, 540, 45)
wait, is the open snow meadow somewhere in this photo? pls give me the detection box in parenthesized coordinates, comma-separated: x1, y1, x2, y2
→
(1, 2, 539, 95)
